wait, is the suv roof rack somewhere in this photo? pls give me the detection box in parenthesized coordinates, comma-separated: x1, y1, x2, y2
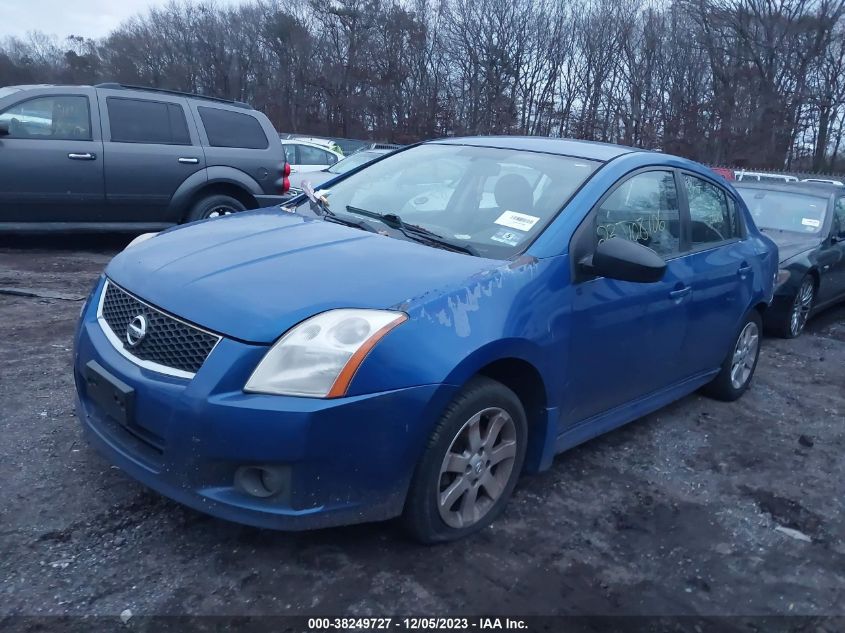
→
(95, 83, 251, 109)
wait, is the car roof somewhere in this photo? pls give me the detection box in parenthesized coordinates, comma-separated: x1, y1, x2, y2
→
(429, 136, 644, 162)
(281, 139, 342, 153)
(733, 181, 841, 198)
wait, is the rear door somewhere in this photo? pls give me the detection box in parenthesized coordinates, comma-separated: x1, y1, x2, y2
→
(678, 172, 753, 373)
(0, 89, 105, 222)
(97, 89, 205, 223)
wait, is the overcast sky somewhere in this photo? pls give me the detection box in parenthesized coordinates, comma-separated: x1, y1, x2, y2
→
(0, 0, 237, 40)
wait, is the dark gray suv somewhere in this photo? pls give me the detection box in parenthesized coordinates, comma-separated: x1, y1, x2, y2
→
(0, 83, 288, 230)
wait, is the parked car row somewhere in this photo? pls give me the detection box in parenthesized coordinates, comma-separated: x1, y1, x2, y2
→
(3, 83, 843, 542)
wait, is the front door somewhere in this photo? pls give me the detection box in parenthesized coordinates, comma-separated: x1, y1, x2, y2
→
(0, 92, 104, 223)
(566, 170, 693, 425)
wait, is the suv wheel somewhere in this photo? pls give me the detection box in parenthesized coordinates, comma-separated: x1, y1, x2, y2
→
(186, 194, 247, 223)
(402, 376, 527, 543)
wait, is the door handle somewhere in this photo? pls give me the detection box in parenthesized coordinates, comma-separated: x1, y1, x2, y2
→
(178, 157, 199, 164)
(68, 153, 96, 160)
(738, 263, 752, 277)
(669, 286, 691, 300)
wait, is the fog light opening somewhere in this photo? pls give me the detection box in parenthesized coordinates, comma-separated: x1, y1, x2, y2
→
(234, 465, 286, 498)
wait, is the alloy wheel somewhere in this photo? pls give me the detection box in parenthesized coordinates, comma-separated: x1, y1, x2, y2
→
(437, 407, 517, 529)
(790, 279, 814, 337)
(730, 321, 760, 389)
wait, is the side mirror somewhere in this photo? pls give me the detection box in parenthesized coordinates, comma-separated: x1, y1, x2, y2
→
(581, 237, 667, 283)
(0, 120, 8, 136)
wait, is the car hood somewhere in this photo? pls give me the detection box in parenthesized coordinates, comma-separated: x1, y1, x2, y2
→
(760, 229, 820, 263)
(105, 209, 498, 343)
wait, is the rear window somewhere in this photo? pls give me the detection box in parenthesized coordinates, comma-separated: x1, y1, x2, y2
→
(198, 106, 268, 149)
(107, 97, 190, 145)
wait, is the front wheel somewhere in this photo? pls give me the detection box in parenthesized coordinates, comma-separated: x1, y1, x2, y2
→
(402, 377, 527, 543)
(701, 310, 762, 402)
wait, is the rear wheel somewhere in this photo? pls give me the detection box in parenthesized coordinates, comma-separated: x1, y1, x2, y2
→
(402, 377, 527, 543)
(185, 194, 247, 223)
(770, 275, 814, 338)
(701, 310, 762, 401)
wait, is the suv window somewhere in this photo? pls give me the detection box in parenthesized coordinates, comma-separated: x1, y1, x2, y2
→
(595, 170, 681, 258)
(684, 174, 740, 245)
(0, 95, 91, 140)
(198, 106, 268, 149)
(298, 144, 333, 165)
(107, 97, 190, 145)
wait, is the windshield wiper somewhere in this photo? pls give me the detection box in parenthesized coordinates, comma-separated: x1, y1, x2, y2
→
(345, 205, 478, 256)
(301, 193, 377, 233)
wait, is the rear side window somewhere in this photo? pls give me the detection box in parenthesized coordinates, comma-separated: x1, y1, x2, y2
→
(297, 144, 333, 164)
(834, 197, 845, 237)
(0, 95, 91, 140)
(198, 107, 268, 149)
(684, 174, 740, 245)
(107, 97, 190, 145)
(595, 170, 681, 258)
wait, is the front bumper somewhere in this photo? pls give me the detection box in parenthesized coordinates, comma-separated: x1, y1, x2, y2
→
(74, 279, 456, 530)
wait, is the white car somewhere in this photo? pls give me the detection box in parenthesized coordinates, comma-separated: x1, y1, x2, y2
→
(281, 139, 343, 174)
(801, 177, 844, 186)
(734, 170, 798, 183)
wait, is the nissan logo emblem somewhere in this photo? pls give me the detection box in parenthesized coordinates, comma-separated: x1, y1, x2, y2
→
(126, 315, 148, 348)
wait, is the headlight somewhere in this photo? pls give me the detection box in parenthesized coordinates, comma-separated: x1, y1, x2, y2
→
(775, 269, 791, 288)
(124, 232, 158, 250)
(244, 309, 407, 397)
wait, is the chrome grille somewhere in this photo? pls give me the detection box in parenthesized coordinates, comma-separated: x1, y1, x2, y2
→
(97, 280, 220, 377)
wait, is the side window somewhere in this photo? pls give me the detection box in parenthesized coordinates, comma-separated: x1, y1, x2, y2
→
(834, 197, 845, 237)
(683, 174, 740, 245)
(0, 96, 91, 140)
(595, 170, 681, 258)
(283, 144, 296, 163)
(198, 106, 268, 149)
(107, 98, 190, 145)
(298, 144, 330, 165)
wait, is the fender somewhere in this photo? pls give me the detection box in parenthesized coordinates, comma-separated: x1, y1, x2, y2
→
(168, 166, 264, 220)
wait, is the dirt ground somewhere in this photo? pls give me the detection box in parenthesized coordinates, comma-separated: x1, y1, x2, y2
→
(0, 234, 843, 618)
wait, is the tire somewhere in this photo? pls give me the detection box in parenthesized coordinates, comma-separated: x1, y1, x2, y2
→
(402, 376, 527, 544)
(701, 310, 762, 402)
(769, 275, 814, 339)
(185, 194, 247, 223)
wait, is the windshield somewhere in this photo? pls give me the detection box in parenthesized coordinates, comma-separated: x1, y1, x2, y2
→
(327, 151, 384, 175)
(290, 143, 599, 258)
(737, 189, 828, 235)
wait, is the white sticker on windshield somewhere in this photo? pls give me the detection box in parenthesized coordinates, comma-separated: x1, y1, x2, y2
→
(495, 210, 540, 231)
(802, 218, 821, 228)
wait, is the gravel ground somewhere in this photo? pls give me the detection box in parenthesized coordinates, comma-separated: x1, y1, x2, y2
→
(0, 234, 843, 618)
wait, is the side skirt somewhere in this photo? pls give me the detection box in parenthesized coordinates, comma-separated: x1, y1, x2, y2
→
(553, 370, 719, 456)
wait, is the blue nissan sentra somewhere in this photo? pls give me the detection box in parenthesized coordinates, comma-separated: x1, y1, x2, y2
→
(74, 137, 777, 542)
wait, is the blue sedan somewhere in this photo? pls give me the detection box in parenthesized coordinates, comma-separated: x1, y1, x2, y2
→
(74, 137, 777, 542)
